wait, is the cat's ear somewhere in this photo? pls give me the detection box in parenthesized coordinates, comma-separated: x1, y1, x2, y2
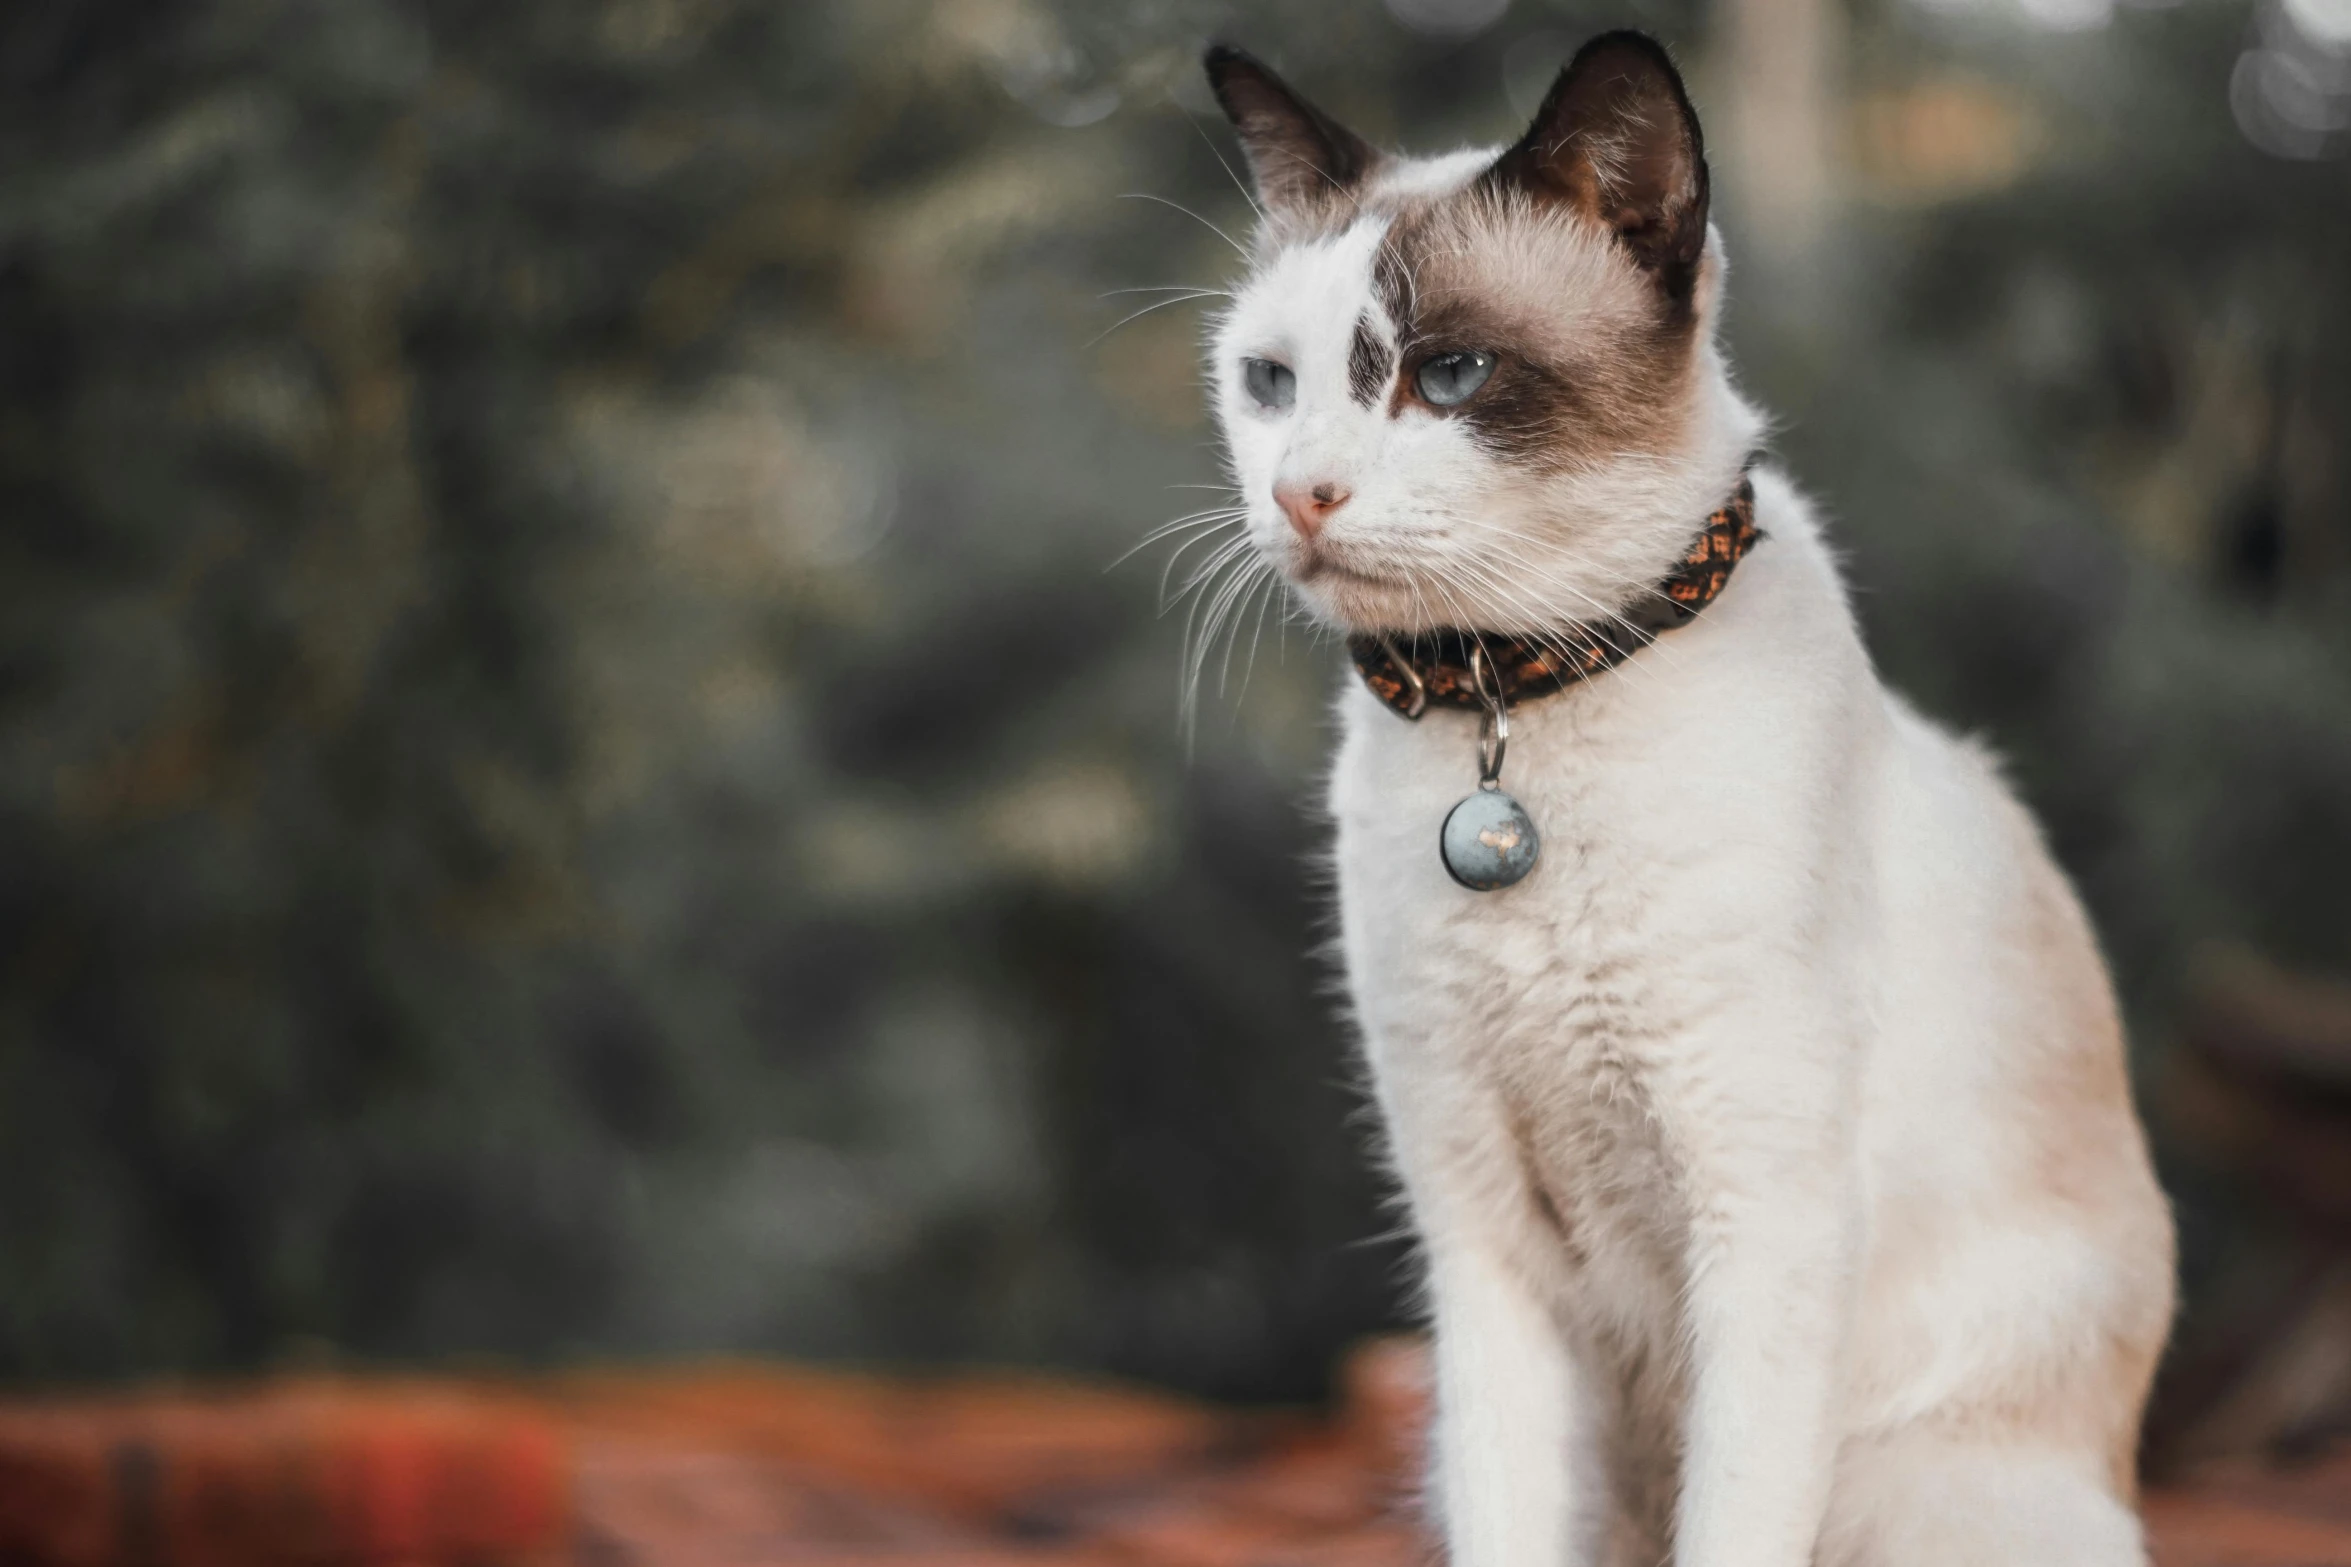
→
(1485, 31, 1710, 304)
(1203, 45, 1379, 223)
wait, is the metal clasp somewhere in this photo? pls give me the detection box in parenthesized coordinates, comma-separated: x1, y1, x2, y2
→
(1374, 634, 1428, 720)
(1468, 642, 1508, 789)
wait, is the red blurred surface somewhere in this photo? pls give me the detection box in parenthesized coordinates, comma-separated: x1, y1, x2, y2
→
(0, 1338, 2344, 1565)
(0, 1383, 563, 1566)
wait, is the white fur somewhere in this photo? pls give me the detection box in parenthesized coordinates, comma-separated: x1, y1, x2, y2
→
(1206, 155, 2174, 1567)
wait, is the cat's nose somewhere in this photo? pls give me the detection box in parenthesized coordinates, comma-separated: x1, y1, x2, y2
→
(1274, 480, 1352, 540)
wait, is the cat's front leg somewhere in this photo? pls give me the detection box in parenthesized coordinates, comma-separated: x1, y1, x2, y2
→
(1668, 1117, 1860, 1567)
(1424, 1234, 1599, 1567)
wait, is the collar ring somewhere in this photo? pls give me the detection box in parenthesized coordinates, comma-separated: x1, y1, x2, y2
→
(1469, 644, 1509, 786)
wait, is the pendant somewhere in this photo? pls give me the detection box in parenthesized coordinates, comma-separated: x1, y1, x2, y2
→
(1441, 782, 1540, 890)
(1440, 644, 1541, 892)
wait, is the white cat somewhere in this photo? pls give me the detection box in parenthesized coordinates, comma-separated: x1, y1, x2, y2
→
(1199, 33, 2174, 1567)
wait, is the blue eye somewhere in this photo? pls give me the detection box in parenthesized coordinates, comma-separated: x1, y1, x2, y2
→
(1243, 357, 1295, 410)
(1416, 350, 1496, 408)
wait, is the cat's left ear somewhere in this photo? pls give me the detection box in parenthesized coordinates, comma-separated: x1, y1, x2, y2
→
(1204, 45, 1380, 224)
(1484, 31, 1710, 306)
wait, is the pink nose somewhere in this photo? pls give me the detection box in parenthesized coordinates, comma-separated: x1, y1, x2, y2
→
(1274, 480, 1352, 541)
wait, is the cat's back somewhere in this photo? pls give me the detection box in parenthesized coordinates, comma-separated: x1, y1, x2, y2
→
(1846, 691, 2174, 1447)
(1861, 691, 2160, 1202)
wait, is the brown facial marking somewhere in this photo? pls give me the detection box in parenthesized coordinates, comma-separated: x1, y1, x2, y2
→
(1346, 313, 1391, 408)
(1369, 190, 1701, 474)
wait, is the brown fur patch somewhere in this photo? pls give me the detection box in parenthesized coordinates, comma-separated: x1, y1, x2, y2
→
(1346, 313, 1391, 407)
(1502, 1101, 1585, 1263)
(1368, 188, 1701, 473)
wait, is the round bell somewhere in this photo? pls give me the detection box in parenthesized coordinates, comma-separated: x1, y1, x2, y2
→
(1440, 784, 1540, 891)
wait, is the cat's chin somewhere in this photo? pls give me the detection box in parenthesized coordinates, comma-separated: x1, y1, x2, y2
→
(1285, 576, 1438, 637)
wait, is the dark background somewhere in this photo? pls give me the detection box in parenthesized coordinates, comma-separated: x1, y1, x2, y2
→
(3, 0, 2349, 1462)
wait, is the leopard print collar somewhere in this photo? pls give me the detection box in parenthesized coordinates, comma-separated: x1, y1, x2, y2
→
(1346, 475, 1760, 720)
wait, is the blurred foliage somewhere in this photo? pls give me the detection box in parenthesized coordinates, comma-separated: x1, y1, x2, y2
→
(0, 0, 2346, 1403)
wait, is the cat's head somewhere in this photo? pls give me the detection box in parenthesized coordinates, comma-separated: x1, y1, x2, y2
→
(1203, 32, 1761, 638)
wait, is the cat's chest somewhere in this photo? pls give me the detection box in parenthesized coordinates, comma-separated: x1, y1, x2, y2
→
(1328, 691, 1669, 1025)
(1329, 691, 1697, 1276)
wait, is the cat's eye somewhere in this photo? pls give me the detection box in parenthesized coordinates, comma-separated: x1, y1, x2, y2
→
(1416, 350, 1496, 408)
(1243, 357, 1296, 410)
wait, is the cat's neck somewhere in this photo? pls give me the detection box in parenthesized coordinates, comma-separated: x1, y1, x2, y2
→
(1346, 471, 1762, 721)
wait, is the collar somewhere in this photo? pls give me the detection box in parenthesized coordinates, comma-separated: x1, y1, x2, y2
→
(1346, 475, 1760, 720)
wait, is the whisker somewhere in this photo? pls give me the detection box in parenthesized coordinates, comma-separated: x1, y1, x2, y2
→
(1160, 527, 1253, 609)
(1107, 510, 1246, 573)
(1411, 545, 1615, 679)
(1453, 521, 1695, 669)
(1449, 513, 1685, 623)
(1232, 562, 1288, 701)
(1145, 508, 1245, 545)
(1100, 285, 1233, 299)
(1445, 555, 1678, 694)
(1126, 514, 1246, 560)
(1213, 559, 1272, 698)
(1086, 291, 1221, 348)
(1166, 531, 1255, 612)
(1178, 548, 1265, 732)
(1439, 553, 1661, 685)
(1182, 105, 1268, 225)
(1117, 192, 1247, 258)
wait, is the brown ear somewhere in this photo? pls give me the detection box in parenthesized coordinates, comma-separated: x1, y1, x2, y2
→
(1203, 45, 1379, 223)
(1484, 32, 1710, 306)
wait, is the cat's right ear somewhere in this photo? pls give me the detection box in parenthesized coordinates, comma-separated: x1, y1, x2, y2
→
(1203, 45, 1378, 224)
(1484, 31, 1710, 308)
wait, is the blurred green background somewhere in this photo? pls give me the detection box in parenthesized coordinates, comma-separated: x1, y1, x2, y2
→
(3, 0, 2349, 1457)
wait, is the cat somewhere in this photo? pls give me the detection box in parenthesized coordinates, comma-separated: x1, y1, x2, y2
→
(1197, 32, 2175, 1567)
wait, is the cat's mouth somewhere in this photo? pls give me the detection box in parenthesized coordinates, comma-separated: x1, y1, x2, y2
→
(1289, 551, 1397, 589)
